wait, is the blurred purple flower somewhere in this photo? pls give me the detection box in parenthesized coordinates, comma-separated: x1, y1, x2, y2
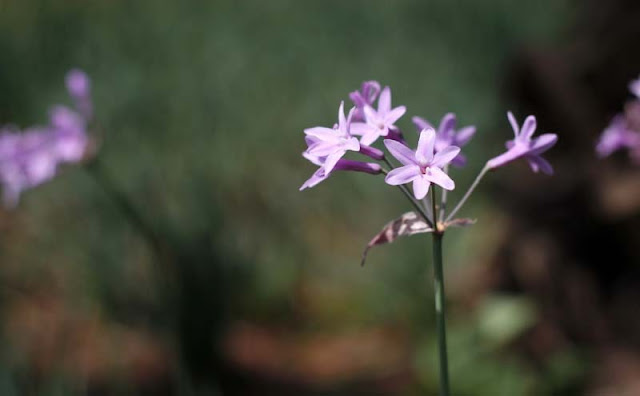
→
(0, 128, 59, 207)
(350, 86, 406, 145)
(304, 102, 360, 173)
(0, 69, 93, 207)
(412, 113, 475, 167)
(65, 69, 92, 120)
(487, 112, 557, 174)
(629, 77, 640, 99)
(596, 115, 640, 158)
(384, 128, 459, 199)
(349, 80, 381, 122)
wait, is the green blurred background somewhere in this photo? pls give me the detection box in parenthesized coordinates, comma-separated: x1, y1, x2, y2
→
(1, 1, 639, 395)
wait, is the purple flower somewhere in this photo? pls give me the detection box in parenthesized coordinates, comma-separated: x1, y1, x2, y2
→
(384, 128, 460, 199)
(349, 80, 381, 122)
(487, 112, 558, 174)
(65, 69, 92, 120)
(412, 113, 476, 167)
(49, 105, 89, 163)
(0, 128, 59, 207)
(299, 159, 382, 191)
(630, 77, 640, 99)
(304, 102, 360, 173)
(350, 86, 406, 145)
(596, 115, 640, 158)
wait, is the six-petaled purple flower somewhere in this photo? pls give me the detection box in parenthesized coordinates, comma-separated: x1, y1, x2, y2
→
(487, 112, 557, 174)
(350, 86, 406, 145)
(412, 113, 475, 167)
(384, 129, 460, 199)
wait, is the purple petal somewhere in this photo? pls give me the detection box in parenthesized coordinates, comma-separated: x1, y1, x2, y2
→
(66, 69, 91, 100)
(385, 165, 421, 185)
(307, 142, 340, 157)
(630, 78, 640, 99)
(337, 101, 347, 131)
(360, 129, 381, 146)
(412, 116, 432, 132)
(323, 151, 345, 173)
(424, 167, 455, 190)
(438, 113, 456, 138)
(384, 139, 416, 166)
(362, 81, 381, 102)
(450, 152, 467, 167)
(416, 128, 436, 164)
(526, 155, 554, 175)
(507, 111, 519, 137)
(359, 144, 385, 161)
(302, 151, 324, 166)
(304, 127, 341, 143)
(300, 168, 328, 191)
(334, 159, 382, 174)
(487, 146, 527, 169)
(412, 177, 430, 200)
(529, 133, 557, 154)
(431, 145, 461, 168)
(455, 126, 476, 146)
(349, 122, 372, 136)
(519, 115, 537, 142)
(378, 86, 391, 114)
(384, 106, 406, 125)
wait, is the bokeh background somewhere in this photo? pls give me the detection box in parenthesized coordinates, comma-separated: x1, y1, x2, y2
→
(0, 0, 639, 395)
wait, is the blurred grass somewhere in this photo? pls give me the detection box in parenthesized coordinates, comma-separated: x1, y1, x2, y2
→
(0, 0, 577, 394)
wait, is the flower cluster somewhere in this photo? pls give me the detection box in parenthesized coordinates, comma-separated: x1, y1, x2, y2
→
(596, 76, 640, 162)
(0, 69, 92, 207)
(300, 80, 557, 205)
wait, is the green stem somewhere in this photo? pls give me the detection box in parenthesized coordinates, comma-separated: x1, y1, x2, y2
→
(445, 163, 490, 223)
(431, 188, 449, 396)
(381, 162, 434, 228)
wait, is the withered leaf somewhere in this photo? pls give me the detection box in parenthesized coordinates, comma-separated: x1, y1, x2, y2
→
(361, 212, 433, 266)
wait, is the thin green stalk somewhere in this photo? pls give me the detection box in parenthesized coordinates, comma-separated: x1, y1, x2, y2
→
(431, 187, 449, 396)
(445, 163, 490, 223)
(439, 165, 449, 222)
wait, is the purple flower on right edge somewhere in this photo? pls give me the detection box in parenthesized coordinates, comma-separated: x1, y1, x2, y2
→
(487, 112, 558, 174)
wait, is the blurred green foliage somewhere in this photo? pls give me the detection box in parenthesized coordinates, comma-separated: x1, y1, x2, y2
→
(0, 0, 583, 394)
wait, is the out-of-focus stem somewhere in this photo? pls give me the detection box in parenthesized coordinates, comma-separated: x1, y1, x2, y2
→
(431, 187, 449, 396)
(445, 163, 490, 223)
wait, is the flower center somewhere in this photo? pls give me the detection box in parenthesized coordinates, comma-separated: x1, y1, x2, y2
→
(420, 165, 430, 175)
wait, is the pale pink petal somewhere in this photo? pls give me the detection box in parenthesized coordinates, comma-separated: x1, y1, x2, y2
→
(424, 167, 455, 190)
(384, 106, 406, 125)
(455, 126, 476, 146)
(337, 101, 346, 131)
(529, 133, 557, 154)
(507, 111, 519, 137)
(360, 129, 381, 146)
(323, 151, 344, 173)
(378, 86, 391, 114)
(431, 146, 461, 167)
(412, 177, 430, 199)
(350, 122, 373, 136)
(412, 116, 432, 131)
(416, 128, 436, 164)
(526, 155, 554, 175)
(519, 115, 537, 141)
(384, 139, 417, 166)
(304, 127, 341, 143)
(385, 165, 421, 185)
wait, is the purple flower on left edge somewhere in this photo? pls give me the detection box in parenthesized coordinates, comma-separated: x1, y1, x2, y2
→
(350, 86, 406, 145)
(303, 101, 360, 173)
(0, 69, 93, 207)
(487, 112, 558, 174)
(384, 128, 460, 199)
(412, 113, 475, 167)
